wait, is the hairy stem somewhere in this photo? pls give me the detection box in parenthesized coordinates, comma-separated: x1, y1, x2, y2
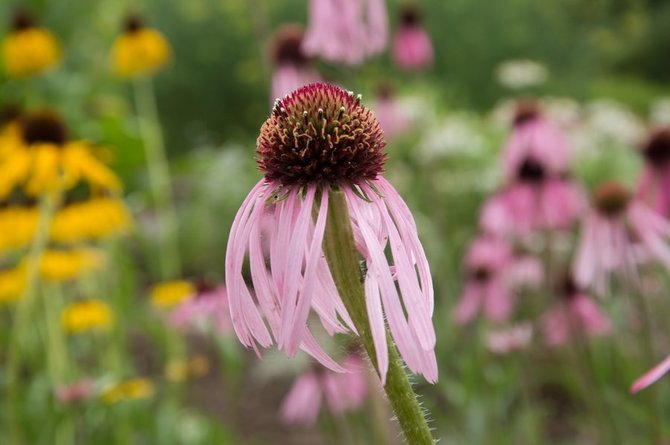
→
(322, 189, 435, 445)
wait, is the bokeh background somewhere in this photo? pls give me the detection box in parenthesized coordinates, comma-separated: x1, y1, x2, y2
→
(1, 0, 670, 444)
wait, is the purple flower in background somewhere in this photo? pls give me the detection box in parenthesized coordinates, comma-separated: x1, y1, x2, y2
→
(225, 83, 437, 383)
(453, 236, 515, 325)
(280, 354, 369, 425)
(631, 354, 670, 393)
(541, 277, 611, 346)
(392, 6, 433, 71)
(573, 182, 670, 294)
(636, 128, 670, 217)
(501, 100, 571, 180)
(270, 24, 321, 104)
(302, 0, 388, 66)
(373, 83, 412, 139)
(479, 167, 584, 237)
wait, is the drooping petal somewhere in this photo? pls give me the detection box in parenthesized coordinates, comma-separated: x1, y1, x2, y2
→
(631, 355, 670, 394)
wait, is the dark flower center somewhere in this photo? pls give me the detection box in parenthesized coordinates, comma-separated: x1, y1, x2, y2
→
(559, 276, 579, 301)
(123, 14, 144, 33)
(593, 182, 630, 217)
(376, 82, 394, 100)
(257, 83, 386, 186)
(400, 6, 421, 26)
(11, 9, 35, 31)
(517, 157, 546, 183)
(471, 267, 491, 283)
(21, 110, 68, 146)
(272, 24, 309, 67)
(643, 128, 670, 168)
(513, 99, 541, 126)
(0, 104, 22, 126)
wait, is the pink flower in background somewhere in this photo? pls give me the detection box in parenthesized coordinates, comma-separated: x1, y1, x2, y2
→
(486, 323, 533, 354)
(302, 0, 388, 66)
(480, 168, 584, 237)
(373, 83, 411, 139)
(280, 354, 369, 425)
(55, 379, 94, 404)
(392, 6, 433, 71)
(631, 354, 670, 393)
(169, 283, 231, 335)
(507, 254, 544, 290)
(542, 278, 611, 346)
(502, 100, 571, 180)
(573, 182, 670, 294)
(453, 236, 515, 324)
(270, 24, 321, 103)
(636, 128, 670, 217)
(225, 83, 437, 383)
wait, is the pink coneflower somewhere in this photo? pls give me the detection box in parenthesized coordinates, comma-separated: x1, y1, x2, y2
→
(302, 0, 388, 66)
(542, 278, 611, 346)
(636, 128, 670, 217)
(169, 283, 231, 335)
(486, 322, 533, 354)
(502, 100, 571, 180)
(225, 83, 436, 383)
(453, 236, 515, 325)
(280, 354, 369, 425)
(54, 379, 94, 404)
(631, 354, 670, 393)
(392, 6, 433, 71)
(507, 253, 544, 290)
(573, 182, 670, 294)
(270, 24, 321, 103)
(480, 166, 584, 237)
(373, 83, 411, 139)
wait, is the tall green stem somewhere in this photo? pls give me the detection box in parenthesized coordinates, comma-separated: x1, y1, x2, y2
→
(629, 290, 662, 443)
(322, 189, 435, 445)
(6, 191, 60, 445)
(133, 77, 181, 280)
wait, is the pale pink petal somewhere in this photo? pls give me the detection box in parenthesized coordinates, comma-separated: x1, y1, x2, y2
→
(631, 355, 670, 394)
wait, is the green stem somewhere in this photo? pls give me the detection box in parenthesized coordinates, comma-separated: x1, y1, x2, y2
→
(322, 189, 435, 445)
(6, 191, 60, 445)
(133, 77, 181, 280)
(629, 290, 662, 443)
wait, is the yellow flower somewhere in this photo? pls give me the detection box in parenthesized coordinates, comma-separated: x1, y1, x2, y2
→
(51, 197, 132, 243)
(150, 280, 194, 309)
(61, 299, 113, 334)
(39, 249, 105, 281)
(111, 15, 171, 79)
(2, 10, 60, 78)
(0, 110, 121, 198)
(165, 355, 210, 382)
(100, 378, 154, 404)
(0, 106, 23, 158)
(0, 205, 39, 253)
(0, 267, 26, 305)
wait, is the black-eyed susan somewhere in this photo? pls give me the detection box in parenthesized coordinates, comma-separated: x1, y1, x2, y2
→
(61, 299, 113, 334)
(0, 204, 39, 253)
(38, 249, 105, 281)
(51, 197, 132, 243)
(0, 110, 121, 198)
(0, 266, 26, 305)
(150, 280, 194, 310)
(2, 9, 60, 78)
(0, 104, 23, 157)
(100, 378, 154, 404)
(111, 14, 170, 79)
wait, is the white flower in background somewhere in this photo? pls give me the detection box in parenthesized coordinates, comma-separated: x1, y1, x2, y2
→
(495, 59, 548, 89)
(583, 99, 645, 147)
(650, 98, 670, 125)
(418, 113, 487, 161)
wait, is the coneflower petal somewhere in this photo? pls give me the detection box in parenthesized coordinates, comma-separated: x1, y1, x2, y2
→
(631, 355, 670, 394)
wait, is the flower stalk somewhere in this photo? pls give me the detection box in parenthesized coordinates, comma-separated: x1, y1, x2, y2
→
(133, 76, 180, 279)
(323, 188, 435, 445)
